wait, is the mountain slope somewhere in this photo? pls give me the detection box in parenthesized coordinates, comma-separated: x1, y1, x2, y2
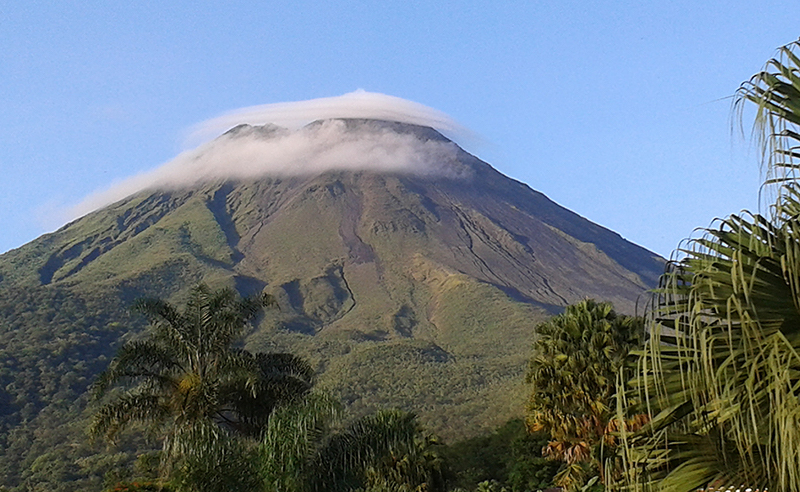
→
(0, 119, 663, 490)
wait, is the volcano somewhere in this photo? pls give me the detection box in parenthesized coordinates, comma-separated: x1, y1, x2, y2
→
(0, 118, 662, 490)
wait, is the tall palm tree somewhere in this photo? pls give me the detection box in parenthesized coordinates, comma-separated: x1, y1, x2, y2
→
(90, 284, 314, 470)
(526, 299, 643, 491)
(615, 40, 800, 492)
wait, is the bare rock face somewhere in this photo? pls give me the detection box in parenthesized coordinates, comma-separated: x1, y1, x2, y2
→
(0, 119, 663, 489)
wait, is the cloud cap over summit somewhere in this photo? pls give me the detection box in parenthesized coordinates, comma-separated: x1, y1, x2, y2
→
(185, 90, 474, 147)
(69, 92, 477, 221)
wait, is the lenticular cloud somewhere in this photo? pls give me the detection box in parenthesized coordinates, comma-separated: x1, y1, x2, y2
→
(184, 90, 471, 147)
(68, 91, 472, 220)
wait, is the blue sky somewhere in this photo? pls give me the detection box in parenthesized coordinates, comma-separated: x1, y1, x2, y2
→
(2, 1, 798, 257)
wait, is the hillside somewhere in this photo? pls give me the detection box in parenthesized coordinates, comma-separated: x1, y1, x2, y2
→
(0, 119, 663, 490)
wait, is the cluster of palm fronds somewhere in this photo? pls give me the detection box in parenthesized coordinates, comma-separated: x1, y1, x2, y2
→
(613, 40, 800, 492)
(260, 392, 444, 492)
(91, 285, 313, 458)
(526, 299, 644, 491)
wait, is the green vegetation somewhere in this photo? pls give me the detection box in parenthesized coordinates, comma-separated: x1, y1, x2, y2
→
(442, 419, 559, 492)
(0, 284, 146, 491)
(526, 300, 643, 491)
(613, 40, 800, 491)
(82, 291, 635, 492)
(90, 284, 312, 480)
(86, 286, 454, 492)
(262, 396, 445, 492)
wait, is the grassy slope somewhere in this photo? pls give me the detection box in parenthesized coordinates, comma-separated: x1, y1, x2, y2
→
(0, 189, 237, 491)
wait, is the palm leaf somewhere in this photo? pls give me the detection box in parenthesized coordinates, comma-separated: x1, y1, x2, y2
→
(260, 392, 342, 492)
(310, 409, 423, 492)
(90, 392, 170, 441)
(617, 187, 800, 491)
(735, 40, 800, 200)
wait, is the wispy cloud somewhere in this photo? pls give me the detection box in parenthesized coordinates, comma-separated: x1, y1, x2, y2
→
(66, 92, 474, 220)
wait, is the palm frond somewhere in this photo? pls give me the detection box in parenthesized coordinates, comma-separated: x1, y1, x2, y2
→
(311, 409, 422, 492)
(92, 340, 182, 397)
(735, 39, 800, 203)
(90, 282, 301, 483)
(617, 186, 800, 491)
(261, 392, 342, 492)
(168, 419, 262, 492)
(90, 392, 169, 441)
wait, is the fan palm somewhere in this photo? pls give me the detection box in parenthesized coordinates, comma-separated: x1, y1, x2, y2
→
(526, 299, 644, 491)
(90, 284, 314, 470)
(615, 40, 800, 492)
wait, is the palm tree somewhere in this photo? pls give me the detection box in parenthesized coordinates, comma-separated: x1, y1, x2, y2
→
(312, 409, 445, 492)
(90, 284, 314, 474)
(615, 40, 800, 492)
(260, 393, 446, 492)
(526, 299, 643, 491)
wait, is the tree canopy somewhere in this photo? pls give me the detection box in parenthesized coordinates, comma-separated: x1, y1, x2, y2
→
(90, 284, 314, 479)
(526, 299, 643, 491)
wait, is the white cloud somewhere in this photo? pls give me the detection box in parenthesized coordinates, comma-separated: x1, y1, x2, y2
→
(67, 94, 474, 220)
(183, 90, 474, 148)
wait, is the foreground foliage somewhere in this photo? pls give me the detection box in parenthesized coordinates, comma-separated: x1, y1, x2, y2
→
(616, 40, 800, 492)
(262, 394, 446, 492)
(87, 283, 458, 492)
(526, 299, 643, 491)
(90, 284, 313, 480)
(442, 418, 559, 492)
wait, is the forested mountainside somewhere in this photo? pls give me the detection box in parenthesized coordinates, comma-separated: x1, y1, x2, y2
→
(0, 120, 663, 490)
